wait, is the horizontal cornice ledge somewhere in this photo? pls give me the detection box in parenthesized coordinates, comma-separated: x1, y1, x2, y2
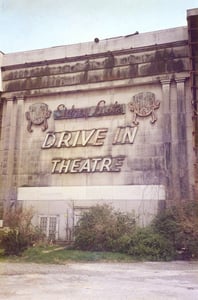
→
(2, 41, 188, 71)
(1, 76, 161, 99)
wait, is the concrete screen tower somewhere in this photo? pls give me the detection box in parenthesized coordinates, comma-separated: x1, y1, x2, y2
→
(0, 8, 197, 241)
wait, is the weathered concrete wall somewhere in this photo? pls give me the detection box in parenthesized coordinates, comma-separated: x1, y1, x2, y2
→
(18, 185, 165, 238)
(0, 26, 195, 239)
(2, 45, 188, 94)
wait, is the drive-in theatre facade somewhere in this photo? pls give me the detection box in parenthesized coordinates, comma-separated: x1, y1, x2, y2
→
(0, 8, 198, 241)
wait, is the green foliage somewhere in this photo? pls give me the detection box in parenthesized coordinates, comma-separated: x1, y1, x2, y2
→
(74, 204, 136, 252)
(73, 204, 174, 260)
(0, 204, 3, 219)
(0, 245, 135, 263)
(73, 201, 198, 261)
(0, 206, 44, 255)
(127, 227, 174, 261)
(0, 229, 28, 255)
(1, 201, 198, 261)
(22, 246, 134, 263)
(152, 201, 198, 259)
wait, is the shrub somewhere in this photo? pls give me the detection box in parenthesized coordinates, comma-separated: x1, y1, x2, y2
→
(74, 201, 198, 261)
(73, 204, 174, 260)
(152, 201, 198, 259)
(74, 204, 136, 252)
(0, 206, 44, 255)
(0, 204, 3, 219)
(127, 227, 175, 261)
(0, 229, 28, 255)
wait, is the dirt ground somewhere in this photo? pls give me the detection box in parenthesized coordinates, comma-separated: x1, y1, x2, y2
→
(0, 261, 198, 300)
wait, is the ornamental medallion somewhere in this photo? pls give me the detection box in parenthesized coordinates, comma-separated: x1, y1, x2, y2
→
(26, 103, 51, 132)
(128, 92, 160, 125)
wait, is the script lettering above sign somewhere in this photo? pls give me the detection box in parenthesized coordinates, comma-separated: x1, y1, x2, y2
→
(53, 100, 125, 120)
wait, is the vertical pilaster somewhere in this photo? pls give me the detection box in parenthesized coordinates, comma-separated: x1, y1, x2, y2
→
(0, 52, 3, 92)
(169, 79, 181, 201)
(0, 98, 7, 216)
(175, 77, 189, 200)
(1, 97, 18, 209)
(15, 97, 25, 184)
(160, 78, 172, 201)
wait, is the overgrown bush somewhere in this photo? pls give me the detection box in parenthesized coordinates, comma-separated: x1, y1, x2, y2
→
(127, 227, 175, 261)
(74, 204, 136, 252)
(0, 204, 3, 220)
(1, 229, 29, 255)
(73, 201, 198, 261)
(74, 204, 174, 260)
(152, 201, 198, 259)
(0, 206, 44, 255)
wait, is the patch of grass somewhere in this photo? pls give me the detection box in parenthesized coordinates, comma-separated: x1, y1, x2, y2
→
(0, 245, 135, 264)
(0, 248, 6, 261)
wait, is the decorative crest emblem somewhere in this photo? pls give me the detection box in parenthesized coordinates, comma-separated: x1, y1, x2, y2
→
(128, 92, 160, 125)
(26, 103, 51, 132)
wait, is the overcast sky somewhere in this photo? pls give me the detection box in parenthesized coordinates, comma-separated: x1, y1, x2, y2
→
(0, 0, 197, 53)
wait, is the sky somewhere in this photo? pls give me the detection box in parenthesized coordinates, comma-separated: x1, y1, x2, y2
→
(0, 0, 197, 53)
